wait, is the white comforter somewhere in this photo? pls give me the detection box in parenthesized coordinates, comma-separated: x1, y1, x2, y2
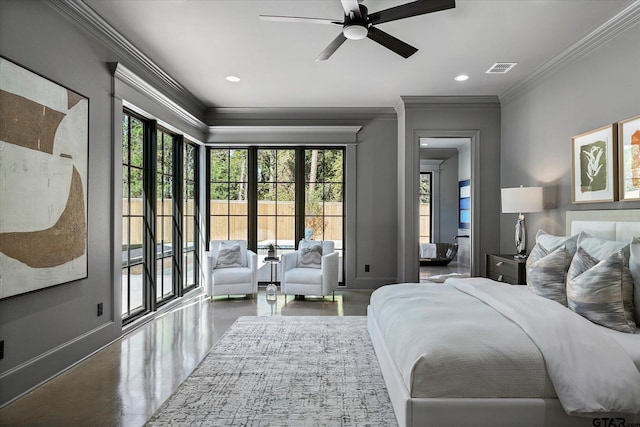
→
(448, 278, 640, 416)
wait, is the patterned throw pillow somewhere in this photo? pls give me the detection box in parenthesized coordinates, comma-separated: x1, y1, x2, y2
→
(566, 247, 636, 334)
(215, 242, 243, 268)
(298, 242, 323, 269)
(526, 244, 571, 306)
(630, 237, 640, 324)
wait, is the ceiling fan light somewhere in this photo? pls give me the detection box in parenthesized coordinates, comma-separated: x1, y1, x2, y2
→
(343, 24, 367, 40)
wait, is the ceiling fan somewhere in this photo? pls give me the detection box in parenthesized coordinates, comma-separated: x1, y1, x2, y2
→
(259, 0, 455, 61)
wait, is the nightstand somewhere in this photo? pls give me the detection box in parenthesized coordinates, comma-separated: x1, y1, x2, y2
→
(486, 254, 527, 285)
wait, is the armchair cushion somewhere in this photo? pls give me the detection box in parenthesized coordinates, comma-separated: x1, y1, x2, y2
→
(285, 267, 323, 285)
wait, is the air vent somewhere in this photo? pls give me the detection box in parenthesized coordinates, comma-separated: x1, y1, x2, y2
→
(486, 62, 518, 74)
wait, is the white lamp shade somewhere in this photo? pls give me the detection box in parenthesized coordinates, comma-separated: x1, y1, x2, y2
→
(501, 186, 543, 213)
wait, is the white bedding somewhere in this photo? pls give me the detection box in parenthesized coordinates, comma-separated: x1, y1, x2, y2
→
(370, 278, 640, 415)
(448, 278, 640, 416)
(369, 282, 555, 398)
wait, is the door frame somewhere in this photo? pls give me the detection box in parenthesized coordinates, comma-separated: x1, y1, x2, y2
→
(412, 130, 481, 277)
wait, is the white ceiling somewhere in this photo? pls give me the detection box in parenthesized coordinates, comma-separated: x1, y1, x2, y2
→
(84, 0, 633, 109)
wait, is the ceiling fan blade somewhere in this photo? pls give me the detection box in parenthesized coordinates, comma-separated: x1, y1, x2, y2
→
(368, 0, 455, 25)
(367, 26, 418, 58)
(341, 0, 362, 19)
(315, 33, 347, 62)
(259, 15, 341, 25)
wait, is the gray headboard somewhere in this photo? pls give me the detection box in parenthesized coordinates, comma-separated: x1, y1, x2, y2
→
(566, 210, 640, 241)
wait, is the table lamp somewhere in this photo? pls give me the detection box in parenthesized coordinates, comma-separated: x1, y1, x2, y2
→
(501, 185, 543, 258)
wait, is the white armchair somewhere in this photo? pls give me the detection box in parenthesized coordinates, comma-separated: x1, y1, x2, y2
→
(281, 240, 339, 301)
(204, 240, 257, 299)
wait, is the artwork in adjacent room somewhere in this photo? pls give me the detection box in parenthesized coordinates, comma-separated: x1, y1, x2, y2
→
(0, 57, 88, 299)
(458, 179, 470, 229)
(571, 124, 617, 203)
(618, 115, 640, 201)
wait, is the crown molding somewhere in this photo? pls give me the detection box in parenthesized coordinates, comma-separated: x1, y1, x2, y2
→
(400, 96, 500, 110)
(48, 0, 206, 115)
(207, 126, 362, 144)
(111, 62, 208, 132)
(500, 1, 640, 104)
(206, 107, 397, 124)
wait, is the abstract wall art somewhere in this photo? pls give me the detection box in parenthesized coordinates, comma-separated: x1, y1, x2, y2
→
(618, 115, 640, 201)
(571, 124, 617, 203)
(0, 57, 88, 299)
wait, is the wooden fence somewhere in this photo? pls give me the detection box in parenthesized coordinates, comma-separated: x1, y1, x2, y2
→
(123, 199, 343, 245)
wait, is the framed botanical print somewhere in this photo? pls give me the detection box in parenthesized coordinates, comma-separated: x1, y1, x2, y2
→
(571, 124, 617, 203)
(618, 115, 640, 201)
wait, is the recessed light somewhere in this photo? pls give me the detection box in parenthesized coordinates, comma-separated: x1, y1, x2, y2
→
(454, 74, 469, 82)
(226, 75, 241, 82)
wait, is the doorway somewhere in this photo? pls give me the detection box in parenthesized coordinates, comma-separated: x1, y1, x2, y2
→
(418, 137, 472, 282)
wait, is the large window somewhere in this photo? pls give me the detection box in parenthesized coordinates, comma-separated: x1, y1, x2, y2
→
(183, 141, 198, 292)
(122, 113, 146, 319)
(121, 111, 199, 324)
(419, 172, 432, 244)
(207, 146, 345, 283)
(257, 148, 296, 256)
(208, 149, 249, 242)
(156, 128, 176, 303)
(305, 149, 343, 255)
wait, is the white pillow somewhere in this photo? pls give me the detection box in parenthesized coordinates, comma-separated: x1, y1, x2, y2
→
(535, 230, 578, 256)
(215, 241, 244, 268)
(576, 231, 630, 262)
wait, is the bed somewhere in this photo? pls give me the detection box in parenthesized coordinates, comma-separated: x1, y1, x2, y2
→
(369, 210, 640, 427)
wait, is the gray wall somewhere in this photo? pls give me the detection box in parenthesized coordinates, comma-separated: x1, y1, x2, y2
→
(0, 0, 119, 405)
(397, 97, 502, 281)
(0, 0, 208, 406)
(500, 20, 640, 251)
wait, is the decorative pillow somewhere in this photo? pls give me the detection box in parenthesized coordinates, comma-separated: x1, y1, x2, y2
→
(566, 247, 636, 333)
(526, 244, 571, 306)
(576, 231, 630, 262)
(535, 230, 578, 256)
(215, 242, 243, 268)
(298, 241, 323, 269)
(630, 237, 640, 324)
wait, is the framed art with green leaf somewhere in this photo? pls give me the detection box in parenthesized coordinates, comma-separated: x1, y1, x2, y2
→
(618, 115, 640, 201)
(571, 124, 617, 203)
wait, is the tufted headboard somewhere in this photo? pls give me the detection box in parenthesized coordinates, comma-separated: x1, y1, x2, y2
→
(566, 210, 640, 241)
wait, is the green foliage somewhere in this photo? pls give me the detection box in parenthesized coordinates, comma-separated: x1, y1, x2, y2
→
(420, 173, 431, 203)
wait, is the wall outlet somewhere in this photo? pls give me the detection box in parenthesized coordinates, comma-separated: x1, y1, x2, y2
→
(97, 302, 103, 317)
(365, 264, 370, 273)
(0, 340, 4, 360)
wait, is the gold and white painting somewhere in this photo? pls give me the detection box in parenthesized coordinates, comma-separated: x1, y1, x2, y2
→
(618, 115, 640, 201)
(0, 57, 88, 299)
(571, 124, 617, 203)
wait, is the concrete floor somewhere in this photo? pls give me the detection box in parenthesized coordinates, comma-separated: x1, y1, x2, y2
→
(0, 289, 373, 427)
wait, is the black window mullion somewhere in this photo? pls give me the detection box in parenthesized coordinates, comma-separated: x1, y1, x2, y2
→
(247, 148, 258, 251)
(145, 120, 158, 312)
(173, 135, 184, 297)
(295, 148, 305, 244)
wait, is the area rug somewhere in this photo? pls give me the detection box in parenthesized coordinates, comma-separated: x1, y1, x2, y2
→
(145, 316, 397, 426)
